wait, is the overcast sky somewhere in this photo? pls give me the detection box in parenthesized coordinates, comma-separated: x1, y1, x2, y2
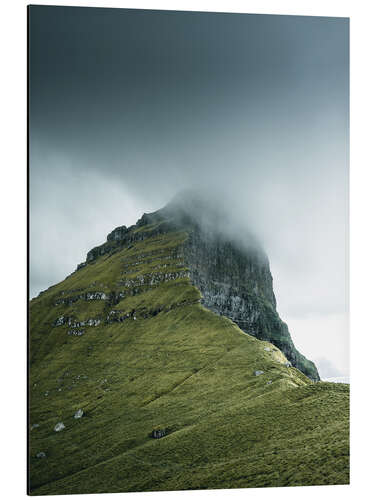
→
(29, 6, 349, 379)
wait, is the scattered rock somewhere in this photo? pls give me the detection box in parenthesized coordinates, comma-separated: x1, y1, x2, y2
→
(54, 422, 65, 432)
(151, 428, 166, 439)
(119, 270, 189, 289)
(74, 409, 84, 419)
(86, 292, 107, 301)
(54, 315, 66, 326)
(284, 361, 292, 367)
(267, 380, 273, 385)
(264, 347, 271, 352)
(31, 423, 40, 430)
(44, 391, 49, 397)
(68, 329, 85, 336)
(86, 318, 101, 326)
(254, 370, 264, 376)
(36, 452, 46, 459)
(55, 292, 107, 307)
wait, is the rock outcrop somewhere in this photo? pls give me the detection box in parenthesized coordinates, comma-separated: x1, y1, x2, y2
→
(54, 422, 65, 432)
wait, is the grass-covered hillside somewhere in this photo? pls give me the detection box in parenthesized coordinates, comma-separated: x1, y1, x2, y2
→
(29, 223, 349, 495)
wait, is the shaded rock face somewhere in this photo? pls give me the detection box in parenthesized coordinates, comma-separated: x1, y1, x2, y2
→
(107, 225, 128, 242)
(182, 228, 276, 320)
(181, 226, 320, 381)
(80, 194, 320, 381)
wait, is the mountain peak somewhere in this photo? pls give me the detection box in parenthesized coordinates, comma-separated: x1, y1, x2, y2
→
(28, 192, 351, 495)
(71, 193, 319, 381)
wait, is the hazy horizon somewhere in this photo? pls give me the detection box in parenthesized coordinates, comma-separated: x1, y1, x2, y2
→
(29, 6, 349, 379)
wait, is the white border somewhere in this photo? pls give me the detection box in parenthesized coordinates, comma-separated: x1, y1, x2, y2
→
(1, 1, 374, 499)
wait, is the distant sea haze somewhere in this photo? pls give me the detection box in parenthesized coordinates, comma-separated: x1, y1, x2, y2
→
(324, 376, 350, 384)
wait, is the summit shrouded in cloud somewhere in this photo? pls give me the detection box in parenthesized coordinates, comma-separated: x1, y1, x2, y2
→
(29, 185, 348, 493)
(29, 7, 349, 379)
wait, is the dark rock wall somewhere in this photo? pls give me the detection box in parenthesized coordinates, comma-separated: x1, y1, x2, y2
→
(182, 228, 320, 381)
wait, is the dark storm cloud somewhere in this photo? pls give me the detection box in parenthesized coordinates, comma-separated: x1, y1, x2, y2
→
(29, 7, 349, 376)
(29, 7, 348, 188)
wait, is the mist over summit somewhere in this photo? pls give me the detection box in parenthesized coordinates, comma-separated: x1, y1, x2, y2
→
(162, 189, 265, 253)
(55, 193, 319, 381)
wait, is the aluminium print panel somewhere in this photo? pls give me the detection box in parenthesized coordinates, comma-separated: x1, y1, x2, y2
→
(28, 5, 349, 495)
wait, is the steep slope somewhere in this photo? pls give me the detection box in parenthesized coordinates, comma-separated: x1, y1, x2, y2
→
(29, 202, 348, 495)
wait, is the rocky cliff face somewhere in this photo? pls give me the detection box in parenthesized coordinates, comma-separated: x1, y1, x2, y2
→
(182, 228, 319, 380)
(75, 194, 319, 381)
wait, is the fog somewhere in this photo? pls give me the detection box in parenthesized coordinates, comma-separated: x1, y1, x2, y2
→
(29, 7, 349, 378)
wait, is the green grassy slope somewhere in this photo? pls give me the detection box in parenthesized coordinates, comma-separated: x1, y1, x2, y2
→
(29, 228, 349, 494)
